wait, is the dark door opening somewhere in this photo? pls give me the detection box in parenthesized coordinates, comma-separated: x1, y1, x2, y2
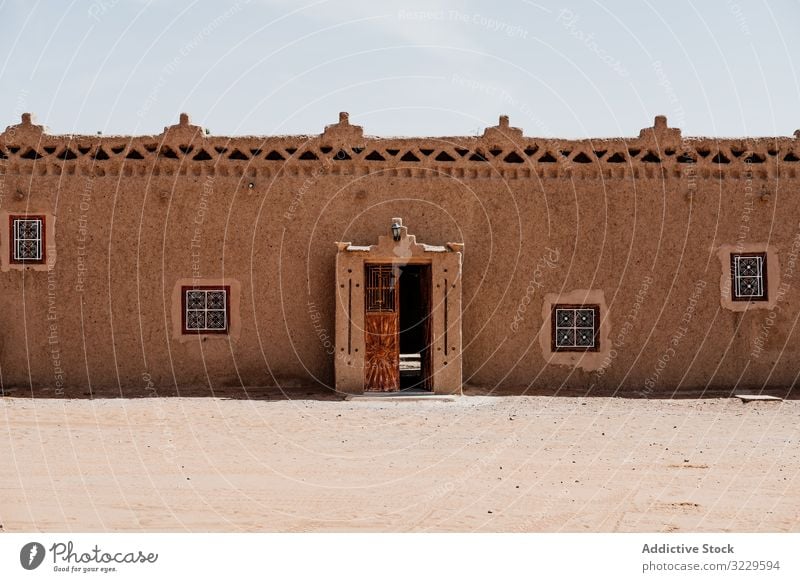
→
(398, 264, 432, 391)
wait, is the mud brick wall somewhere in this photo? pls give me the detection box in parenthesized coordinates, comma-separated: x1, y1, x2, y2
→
(1, 112, 798, 395)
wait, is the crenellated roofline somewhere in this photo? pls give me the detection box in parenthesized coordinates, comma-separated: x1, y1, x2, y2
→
(1, 112, 799, 181)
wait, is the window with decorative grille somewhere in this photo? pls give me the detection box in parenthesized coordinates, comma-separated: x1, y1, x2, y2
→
(181, 286, 230, 333)
(10, 215, 45, 264)
(365, 265, 397, 312)
(730, 252, 768, 301)
(552, 304, 600, 352)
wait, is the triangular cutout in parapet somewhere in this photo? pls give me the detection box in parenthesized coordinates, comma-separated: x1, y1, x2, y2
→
(265, 150, 285, 160)
(641, 151, 661, 163)
(93, 147, 110, 160)
(228, 149, 249, 160)
(469, 150, 489, 162)
(400, 151, 420, 162)
(504, 151, 524, 164)
(193, 149, 213, 161)
(572, 152, 592, 164)
(159, 146, 179, 159)
(606, 152, 626, 163)
(711, 152, 730, 164)
(435, 151, 455, 162)
(299, 150, 318, 160)
(538, 151, 557, 163)
(365, 151, 386, 161)
(21, 148, 44, 160)
(58, 148, 78, 160)
(334, 149, 352, 161)
(743, 153, 764, 164)
(784, 152, 800, 162)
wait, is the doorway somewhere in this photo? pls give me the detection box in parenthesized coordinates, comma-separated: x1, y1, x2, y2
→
(398, 264, 432, 391)
(334, 220, 463, 395)
(364, 263, 432, 392)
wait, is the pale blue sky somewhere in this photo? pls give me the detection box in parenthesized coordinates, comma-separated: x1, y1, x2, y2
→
(1, 0, 799, 137)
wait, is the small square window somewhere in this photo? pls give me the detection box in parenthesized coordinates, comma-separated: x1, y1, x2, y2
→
(552, 304, 600, 352)
(181, 286, 230, 334)
(731, 253, 767, 301)
(10, 215, 45, 264)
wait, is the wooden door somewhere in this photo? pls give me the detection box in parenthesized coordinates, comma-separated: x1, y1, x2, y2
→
(364, 264, 399, 391)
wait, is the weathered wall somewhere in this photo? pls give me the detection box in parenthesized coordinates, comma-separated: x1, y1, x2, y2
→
(1, 112, 799, 395)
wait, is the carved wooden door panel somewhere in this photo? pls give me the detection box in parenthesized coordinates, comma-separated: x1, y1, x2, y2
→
(364, 264, 399, 391)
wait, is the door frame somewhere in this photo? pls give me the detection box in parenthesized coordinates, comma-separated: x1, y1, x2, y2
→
(334, 219, 463, 395)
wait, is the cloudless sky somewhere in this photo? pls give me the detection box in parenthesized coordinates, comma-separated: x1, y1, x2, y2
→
(1, 0, 799, 138)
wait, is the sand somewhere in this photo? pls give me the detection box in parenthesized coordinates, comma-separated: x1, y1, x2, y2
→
(1, 394, 798, 532)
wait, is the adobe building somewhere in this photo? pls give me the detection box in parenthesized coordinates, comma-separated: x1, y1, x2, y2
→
(1, 111, 799, 397)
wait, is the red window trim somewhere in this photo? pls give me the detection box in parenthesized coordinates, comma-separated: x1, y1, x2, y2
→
(9, 214, 46, 265)
(180, 285, 231, 335)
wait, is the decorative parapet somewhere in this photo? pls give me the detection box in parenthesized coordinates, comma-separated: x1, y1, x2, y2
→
(0, 113, 46, 145)
(0, 112, 798, 181)
(638, 115, 682, 150)
(482, 115, 524, 146)
(161, 113, 206, 144)
(321, 112, 364, 147)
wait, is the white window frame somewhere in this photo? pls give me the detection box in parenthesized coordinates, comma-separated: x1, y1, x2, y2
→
(731, 253, 766, 301)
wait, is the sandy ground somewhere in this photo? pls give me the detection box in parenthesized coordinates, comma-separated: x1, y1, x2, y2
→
(0, 394, 798, 532)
